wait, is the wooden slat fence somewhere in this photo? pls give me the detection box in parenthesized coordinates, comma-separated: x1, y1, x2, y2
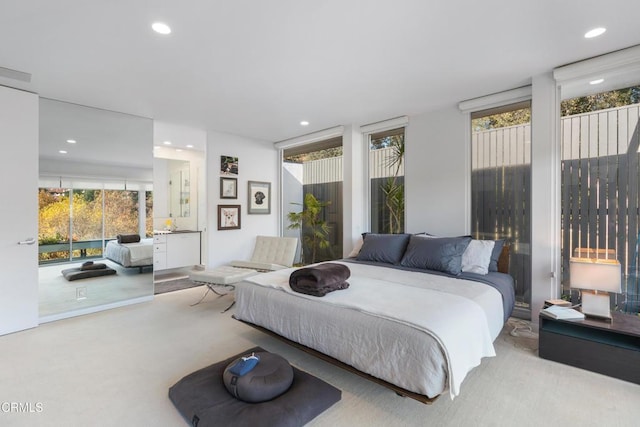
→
(472, 103, 640, 312)
(560, 103, 640, 312)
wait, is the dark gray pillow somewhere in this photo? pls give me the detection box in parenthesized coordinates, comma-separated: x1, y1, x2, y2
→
(488, 239, 505, 272)
(356, 233, 410, 264)
(400, 235, 472, 275)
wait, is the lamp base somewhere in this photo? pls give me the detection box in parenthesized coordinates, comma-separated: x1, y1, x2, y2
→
(581, 291, 612, 321)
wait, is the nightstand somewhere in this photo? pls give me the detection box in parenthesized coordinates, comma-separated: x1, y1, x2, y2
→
(538, 310, 640, 384)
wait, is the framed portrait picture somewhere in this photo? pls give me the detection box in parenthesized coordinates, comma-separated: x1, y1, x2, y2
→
(220, 155, 238, 176)
(217, 204, 241, 230)
(248, 181, 271, 214)
(220, 177, 237, 199)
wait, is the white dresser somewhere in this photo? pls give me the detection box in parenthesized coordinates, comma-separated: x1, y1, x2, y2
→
(153, 231, 201, 271)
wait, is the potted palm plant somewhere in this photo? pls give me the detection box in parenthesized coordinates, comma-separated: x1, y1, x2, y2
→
(380, 136, 405, 234)
(287, 193, 331, 265)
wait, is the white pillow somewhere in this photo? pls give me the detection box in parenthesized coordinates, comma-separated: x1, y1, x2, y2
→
(461, 239, 495, 275)
(348, 237, 364, 257)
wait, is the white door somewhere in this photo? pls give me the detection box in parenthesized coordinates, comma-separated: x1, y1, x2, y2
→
(0, 85, 39, 336)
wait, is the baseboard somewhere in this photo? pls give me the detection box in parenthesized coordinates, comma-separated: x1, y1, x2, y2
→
(39, 295, 154, 324)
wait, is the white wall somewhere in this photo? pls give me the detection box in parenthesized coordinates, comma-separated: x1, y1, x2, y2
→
(206, 130, 279, 266)
(404, 106, 468, 236)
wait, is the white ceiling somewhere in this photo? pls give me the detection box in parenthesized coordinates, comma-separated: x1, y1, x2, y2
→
(2, 0, 640, 144)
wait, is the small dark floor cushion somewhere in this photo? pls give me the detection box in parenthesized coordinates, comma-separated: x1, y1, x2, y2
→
(223, 351, 293, 403)
(169, 346, 341, 427)
(61, 266, 117, 281)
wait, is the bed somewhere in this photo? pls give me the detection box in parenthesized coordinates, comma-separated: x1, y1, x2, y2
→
(105, 237, 153, 271)
(233, 233, 514, 402)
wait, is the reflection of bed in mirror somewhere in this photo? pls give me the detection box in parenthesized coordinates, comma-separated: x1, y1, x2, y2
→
(105, 238, 153, 272)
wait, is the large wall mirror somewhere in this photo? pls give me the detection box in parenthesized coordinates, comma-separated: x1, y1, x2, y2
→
(38, 98, 154, 321)
(154, 158, 191, 218)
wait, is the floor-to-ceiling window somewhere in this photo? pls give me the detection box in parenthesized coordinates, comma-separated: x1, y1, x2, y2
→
(282, 137, 343, 264)
(368, 127, 405, 234)
(470, 101, 532, 310)
(38, 183, 149, 265)
(560, 85, 640, 312)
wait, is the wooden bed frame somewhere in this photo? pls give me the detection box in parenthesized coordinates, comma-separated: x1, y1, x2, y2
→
(234, 316, 438, 404)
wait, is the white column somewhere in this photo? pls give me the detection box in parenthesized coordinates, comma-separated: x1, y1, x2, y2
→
(342, 124, 364, 257)
(530, 72, 561, 323)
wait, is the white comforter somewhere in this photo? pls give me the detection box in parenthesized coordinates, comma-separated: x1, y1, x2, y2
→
(238, 261, 503, 399)
(122, 239, 153, 263)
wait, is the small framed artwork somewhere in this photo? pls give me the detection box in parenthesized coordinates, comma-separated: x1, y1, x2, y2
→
(218, 205, 241, 230)
(248, 181, 271, 214)
(220, 177, 237, 199)
(220, 155, 239, 176)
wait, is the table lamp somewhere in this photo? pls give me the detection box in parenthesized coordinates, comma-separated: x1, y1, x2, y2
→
(569, 257, 621, 320)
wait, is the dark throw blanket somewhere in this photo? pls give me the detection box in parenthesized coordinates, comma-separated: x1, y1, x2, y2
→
(117, 234, 141, 244)
(81, 261, 107, 271)
(289, 263, 350, 297)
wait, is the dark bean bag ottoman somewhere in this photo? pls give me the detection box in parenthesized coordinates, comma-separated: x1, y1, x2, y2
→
(223, 351, 293, 403)
(169, 346, 341, 427)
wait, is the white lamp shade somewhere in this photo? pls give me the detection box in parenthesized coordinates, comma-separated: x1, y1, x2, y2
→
(569, 258, 622, 293)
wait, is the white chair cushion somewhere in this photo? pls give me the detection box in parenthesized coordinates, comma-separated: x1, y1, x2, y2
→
(189, 266, 259, 285)
(230, 260, 288, 271)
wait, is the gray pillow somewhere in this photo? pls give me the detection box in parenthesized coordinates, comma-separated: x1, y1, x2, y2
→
(356, 233, 411, 264)
(400, 235, 472, 275)
(488, 239, 505, 272)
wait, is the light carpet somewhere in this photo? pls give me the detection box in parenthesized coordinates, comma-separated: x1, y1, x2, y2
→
(0, 287, 639, 427)
(154, 278, 203, 295)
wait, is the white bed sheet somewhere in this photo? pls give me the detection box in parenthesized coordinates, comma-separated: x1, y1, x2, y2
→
(234, 261, 504, 399)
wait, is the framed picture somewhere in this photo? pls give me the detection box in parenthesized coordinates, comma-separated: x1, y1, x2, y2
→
(220, 155, 238, 176)
(248, 181, 271, 214)
(217, 204, 241, 230)
(220, 177, 237, 199)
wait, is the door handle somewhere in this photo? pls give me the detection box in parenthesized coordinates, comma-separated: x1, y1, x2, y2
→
(18, 237, 36, 245)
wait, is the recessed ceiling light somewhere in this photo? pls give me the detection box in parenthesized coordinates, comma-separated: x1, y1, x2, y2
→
(175, 149, 183, 152)
(152, 22, 171, 35)
(300, 121, 309, 126)
(66, 139, 76, 144)
(186, 144, 194, 148)
(163, 140, 172, 145)
(590, 78, 604, 85)
(584, 27, 606, 38)
(59, 150, 67, 154)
